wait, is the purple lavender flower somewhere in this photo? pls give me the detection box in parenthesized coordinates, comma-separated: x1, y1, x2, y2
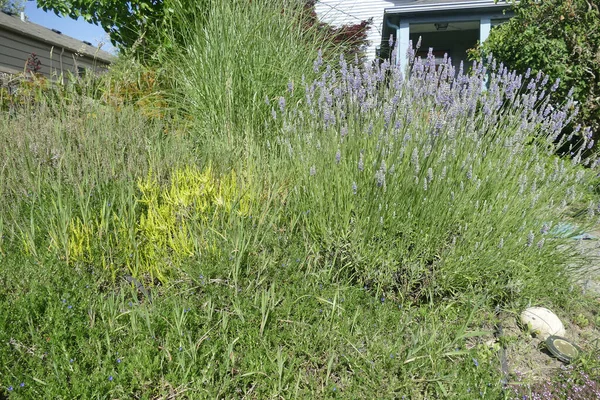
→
(278, 97, 286, 113)
(380, 160, 387, 174)
(527, 231, 534, 247)
(411, 149, 419, 175)
(340, 126, 348, 139)
(375, 169, 385, 187)
(313, 49, 323, 72)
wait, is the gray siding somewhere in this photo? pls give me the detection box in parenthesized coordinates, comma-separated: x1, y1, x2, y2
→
(0, 27, 109, 78)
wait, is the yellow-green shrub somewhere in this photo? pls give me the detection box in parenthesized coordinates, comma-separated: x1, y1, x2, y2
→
(66, 164, 256, 282)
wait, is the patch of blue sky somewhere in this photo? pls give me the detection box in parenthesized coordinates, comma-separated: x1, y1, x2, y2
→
(24, 2, 116, 54)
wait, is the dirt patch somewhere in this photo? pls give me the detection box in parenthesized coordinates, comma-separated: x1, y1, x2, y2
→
(497, 233, 600, 387)
(498, 310, 600, 384)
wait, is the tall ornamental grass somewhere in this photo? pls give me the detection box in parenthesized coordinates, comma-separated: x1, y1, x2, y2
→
(161, 0, 333, 157)
(272, 48, 598, 304)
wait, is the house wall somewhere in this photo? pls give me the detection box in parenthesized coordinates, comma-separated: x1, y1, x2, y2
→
(0, 27, 108, 78)
(315, 0, 409, 60)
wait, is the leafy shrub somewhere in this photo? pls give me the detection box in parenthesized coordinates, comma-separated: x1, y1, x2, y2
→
(303, 0, 371, 59)
(0, 73, 52, 111)
(25, 53, 42, 74)
(477, 0, 600, 144)
(0, 54, 169, 121)
(0, 0, 24, 14)
(273, 50, 597, 304)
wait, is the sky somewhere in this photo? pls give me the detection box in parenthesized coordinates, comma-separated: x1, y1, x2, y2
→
(24, 1, 117, 54)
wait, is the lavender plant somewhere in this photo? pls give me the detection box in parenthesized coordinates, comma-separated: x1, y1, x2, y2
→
(272, 47, 598, 303)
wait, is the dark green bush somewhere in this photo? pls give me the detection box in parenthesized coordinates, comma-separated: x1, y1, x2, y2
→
(478, 0, 600, 144)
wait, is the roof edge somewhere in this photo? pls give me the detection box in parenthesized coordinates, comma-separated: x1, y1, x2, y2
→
(0, 12, 115, 63)
(385, 0, 511, 15)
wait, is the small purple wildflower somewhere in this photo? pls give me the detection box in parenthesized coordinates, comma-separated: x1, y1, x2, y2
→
(472, 358, 479, 367)
(108, 376, 113, 382)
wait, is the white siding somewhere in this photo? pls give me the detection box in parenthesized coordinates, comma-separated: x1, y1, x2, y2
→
(315, 0, 408, 59)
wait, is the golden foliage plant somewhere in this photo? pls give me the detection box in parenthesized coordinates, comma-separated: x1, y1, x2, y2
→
(66, 164, 256, 282)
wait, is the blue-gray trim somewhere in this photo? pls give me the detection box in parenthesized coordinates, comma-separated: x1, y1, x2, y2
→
(380, 0, 513, 60)
(384, 0, 510, 15)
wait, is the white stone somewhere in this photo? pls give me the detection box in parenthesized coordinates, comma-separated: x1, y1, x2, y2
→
(520, 307, 566, 339)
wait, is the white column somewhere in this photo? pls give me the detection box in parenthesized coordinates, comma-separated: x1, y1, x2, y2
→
(397, 21, 410, 71)
(480, 17, 491, 43)
(480, 17, 492, 90)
